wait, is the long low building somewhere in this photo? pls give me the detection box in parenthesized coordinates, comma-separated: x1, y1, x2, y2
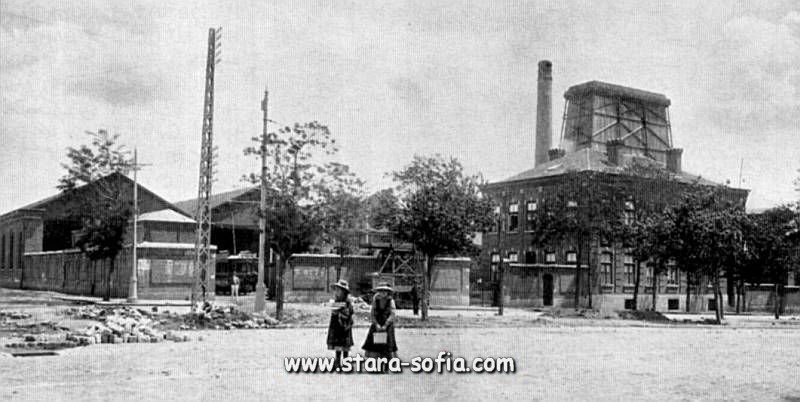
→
(0, 173, 214, 299)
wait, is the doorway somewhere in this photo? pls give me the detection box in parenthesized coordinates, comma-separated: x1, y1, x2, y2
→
(543, 274, 554, 306)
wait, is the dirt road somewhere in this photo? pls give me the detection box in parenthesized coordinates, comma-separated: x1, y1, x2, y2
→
(2, 324, 799, 401)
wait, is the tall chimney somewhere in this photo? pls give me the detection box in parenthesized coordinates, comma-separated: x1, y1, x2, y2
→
(535, 60, 553, 166)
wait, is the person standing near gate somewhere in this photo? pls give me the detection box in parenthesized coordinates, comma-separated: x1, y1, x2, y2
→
(231, 274, 240, 301)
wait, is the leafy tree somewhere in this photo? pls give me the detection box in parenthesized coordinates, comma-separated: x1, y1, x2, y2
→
(616, 159, 682, 311)
(243, 122, 361, 320)
(58, 130, 134, 301)
(370, 155, 495, 320)
(664, 187, 747, 323)
(742, 206, 799, 319)
(526, 170, 625, 308)
(318, 180, 366, 280)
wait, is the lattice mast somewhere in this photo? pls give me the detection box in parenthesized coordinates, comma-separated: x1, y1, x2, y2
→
(191, 27, 222, 309)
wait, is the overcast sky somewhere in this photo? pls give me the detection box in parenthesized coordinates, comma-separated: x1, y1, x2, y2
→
(1, 0, 798, 213)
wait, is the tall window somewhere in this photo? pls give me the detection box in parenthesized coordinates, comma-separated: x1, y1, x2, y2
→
(600, 252, 613, 284)
(490, 252, 500, 281)
(491, 206, 501, 232)
(623, 254, 635, 284)
(17, 233, 23, 269)
(525, 201, 537, 231)
(507, 251, 518, 263)
(666, 259, 678, 285)
(644, 263, 654, 287)
(623, 200, 635, 225)
(545, 251, 556, 263)
(524, 247, 536, 264)
(566, 251, 577, 264)
(1, 234, 5, 269)
(9, 233, 14, 269)
(508, 203, 519, 232)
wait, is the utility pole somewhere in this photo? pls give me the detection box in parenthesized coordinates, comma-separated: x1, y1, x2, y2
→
(127, 148, 151, 303)
(496, 197, 505, 316)
(191, 27, 221, 311)
(254, 89, 269, 313)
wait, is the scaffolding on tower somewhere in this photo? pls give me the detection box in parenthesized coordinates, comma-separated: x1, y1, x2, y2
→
(191, 27, 222, 310)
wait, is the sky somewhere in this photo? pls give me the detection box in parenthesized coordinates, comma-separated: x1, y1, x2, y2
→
(1, 0, 798, 213)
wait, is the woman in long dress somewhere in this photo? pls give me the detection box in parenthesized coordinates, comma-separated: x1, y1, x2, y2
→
(326, 279, 354, 369)
(361, 282, 398, 361)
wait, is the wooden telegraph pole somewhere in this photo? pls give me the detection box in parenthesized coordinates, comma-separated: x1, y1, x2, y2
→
(254, 89, 269, 313)
(127, 148, 151, 303)
(497, 198, 505, 316)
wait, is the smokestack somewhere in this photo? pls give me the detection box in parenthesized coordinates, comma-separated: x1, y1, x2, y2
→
(535, 60, 553, 166)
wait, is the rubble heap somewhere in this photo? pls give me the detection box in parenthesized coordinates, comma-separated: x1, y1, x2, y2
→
(62, 306, 189, 345)
(0, 311, 33, 320)
(178, 305, 280, 330)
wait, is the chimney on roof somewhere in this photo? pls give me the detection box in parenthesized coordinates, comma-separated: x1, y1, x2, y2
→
(606, 139, 624, 166)
(666, 148, 683, 173)
(535, 60, 553, 166)
(548, 148, 565, 161)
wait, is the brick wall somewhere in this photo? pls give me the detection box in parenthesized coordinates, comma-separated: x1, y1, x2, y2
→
(283, 254, 471, 306)
(21, 245, 211, 300)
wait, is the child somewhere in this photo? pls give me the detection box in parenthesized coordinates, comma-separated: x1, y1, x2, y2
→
(326, 279, 354, 370)
(362, 282, 398, 370)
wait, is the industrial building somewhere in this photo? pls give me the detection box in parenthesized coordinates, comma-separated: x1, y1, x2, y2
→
(0, 173, 210, 299)
(478, 60, 750, 312)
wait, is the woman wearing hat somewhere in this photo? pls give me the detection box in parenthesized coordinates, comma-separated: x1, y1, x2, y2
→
(327, 279, 354, 370)
(362, 281, 398, 367)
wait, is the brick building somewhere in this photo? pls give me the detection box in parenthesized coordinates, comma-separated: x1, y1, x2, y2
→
(0, 173, 210, 299)
(478, 61, 749, 312)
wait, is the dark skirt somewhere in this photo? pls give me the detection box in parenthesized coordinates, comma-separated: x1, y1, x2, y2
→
(361, 323, 397, 355)
(326, 315, 353, 350)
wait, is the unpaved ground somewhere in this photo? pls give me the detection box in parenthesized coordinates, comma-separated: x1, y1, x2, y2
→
(2, 326, 800, 401)
(3, 288, 800, 401)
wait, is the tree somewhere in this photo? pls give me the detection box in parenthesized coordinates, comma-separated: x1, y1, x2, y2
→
(319, 182, 366, 281)
(58, 130, 134, 301)
(370, 155, 495, 320)
(616, 159, 681, 311)
(742, 206, 799, 319)
(243, 122, 361, 320)
(526, 170, 625, 309)
(620, 211, 674, 311)
(664, 187, 747, 323)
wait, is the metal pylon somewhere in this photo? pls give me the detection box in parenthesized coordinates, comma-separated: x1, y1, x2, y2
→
(191, 27, 221, 310)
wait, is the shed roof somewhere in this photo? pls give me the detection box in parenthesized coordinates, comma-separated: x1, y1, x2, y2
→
(173, 186, 257, 217)
(0, 172, 190, 221)
(137, 209, 195, 224)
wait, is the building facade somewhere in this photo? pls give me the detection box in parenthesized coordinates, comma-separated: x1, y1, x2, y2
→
(478, 74, 749, 312)
(0, 173, 210, 299)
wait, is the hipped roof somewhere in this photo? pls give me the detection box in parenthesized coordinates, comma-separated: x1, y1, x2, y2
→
(492, 148, 728, 188)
